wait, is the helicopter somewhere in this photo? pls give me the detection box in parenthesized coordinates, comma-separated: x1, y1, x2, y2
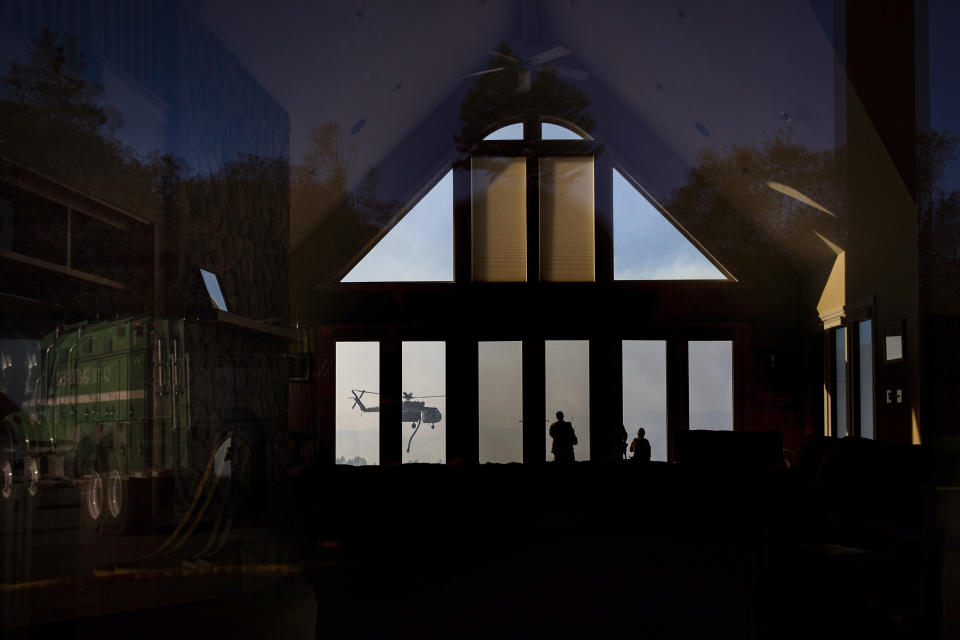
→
(349, 390, 443, 453)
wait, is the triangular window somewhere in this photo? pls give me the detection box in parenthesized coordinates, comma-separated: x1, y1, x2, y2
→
(613, 168, 729, 280)
(341, 171, 454, 282)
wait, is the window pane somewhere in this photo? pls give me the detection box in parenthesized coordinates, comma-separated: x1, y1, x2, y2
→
(541, 122, 584, 140)
(341, 170, 453, 282)
(835, 328, 848, 438)
(402, 342, 446, 464)
(483, 123, 523, 140)
(858, 320, 874, 439)
(336, 342, 379, 465)
(478, 341, 523, 463)
(613, 168, 728, 280)
(689, 341, 733, 430)
(623, 341, 667, 461)
(471, 157, 527, 281)
(201, 269, 230, 311)
(540, 157, 594, 282)
(545, 340, 590, 460)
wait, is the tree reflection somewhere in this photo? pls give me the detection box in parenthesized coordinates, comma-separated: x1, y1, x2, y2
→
(917, 129, 960, 311)
(455, 44, 597, 157)
(664, 125, 960, 309)
(289, 120, 398, 313)
(665, 131, 847, 278)
(0, 28, 162, 219)
(1, 29, 289, 323)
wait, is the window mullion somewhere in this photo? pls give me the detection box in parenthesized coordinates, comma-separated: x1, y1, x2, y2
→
(527, 152, 540, 285)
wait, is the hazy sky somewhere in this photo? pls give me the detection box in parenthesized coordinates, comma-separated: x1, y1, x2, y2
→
(545, 340, 590, 461)
(478, 341, 523, 463)
(613, 169, 726, 280)
(401, 341, 446, 464)
(334, 341, 448, 465)
(335, 342, 380, 465)
(623, 340, 668, 461)
(688, 341, 734, 429)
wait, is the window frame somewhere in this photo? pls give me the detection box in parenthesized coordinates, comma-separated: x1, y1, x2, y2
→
(468, 116, 601, 284)
(824, 301, 876, 439)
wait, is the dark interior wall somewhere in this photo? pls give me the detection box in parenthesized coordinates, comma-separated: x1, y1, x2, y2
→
(844, 1, 921, 444)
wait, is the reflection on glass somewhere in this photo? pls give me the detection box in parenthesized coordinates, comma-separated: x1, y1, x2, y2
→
(0, 339, 41, 415)
(688, 341, 733, 430)
(545, 340, 590, 460)
(341, 171, 454, 282)
(483, 123, 523, 140)
(541, 122, 584, 140)
(200, 269, 229, 311)
(858, 320, 874, 439)
(402, 342, 446, 464)
(1, 188, 67, 263)
(478, 341, 523, 463)
(540, 157, 594, 282)
(613, 169, 727, 280)
(835, 329, 848, 438)
(885, 335, 903, 361)
(471, 157, 527, 281)
(622, 341, 667, 461)
(336, 342, 380, 465)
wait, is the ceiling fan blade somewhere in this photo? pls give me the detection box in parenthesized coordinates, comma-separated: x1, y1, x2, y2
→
(464, 67, 506, 78)
(529, 46, 570, 65)
(553, 67, 589, 81)
(482, 49, 520, 63)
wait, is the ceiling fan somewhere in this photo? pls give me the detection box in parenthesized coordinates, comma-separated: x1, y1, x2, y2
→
(464, 46, 589, 92)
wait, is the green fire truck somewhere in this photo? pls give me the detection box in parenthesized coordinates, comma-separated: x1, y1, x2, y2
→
(1, 314, 288, 535)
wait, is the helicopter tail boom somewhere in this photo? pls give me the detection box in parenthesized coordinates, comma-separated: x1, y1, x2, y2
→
(350, 390, 379, 413)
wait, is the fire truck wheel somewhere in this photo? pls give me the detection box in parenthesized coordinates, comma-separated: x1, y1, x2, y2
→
(22, 456, 41, 510)
(80, 472, 106, 535)
(0, 454, 14, 511)
(106, 472, 138, 535)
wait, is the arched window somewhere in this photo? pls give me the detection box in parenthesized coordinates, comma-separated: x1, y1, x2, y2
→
(540, 122, 586, 140)
(482, 122, 524, 141)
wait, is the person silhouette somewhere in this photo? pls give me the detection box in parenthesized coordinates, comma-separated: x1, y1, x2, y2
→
(618, 424, 628, 460)
(549, 410, 577, 463)
(629, 427, 651, 462)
